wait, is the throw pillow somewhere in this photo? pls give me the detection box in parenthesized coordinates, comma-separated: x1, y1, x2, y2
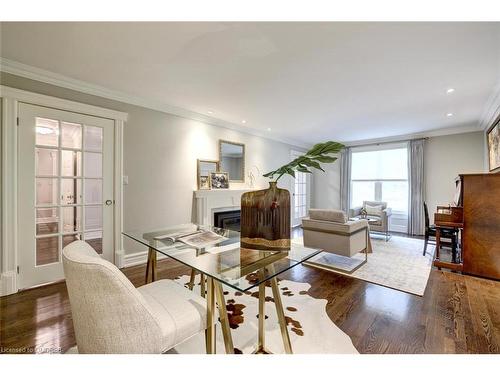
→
(364, 204, 383, 217)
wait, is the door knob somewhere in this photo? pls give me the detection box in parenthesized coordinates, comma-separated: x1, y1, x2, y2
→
(105, 200, 113, 206)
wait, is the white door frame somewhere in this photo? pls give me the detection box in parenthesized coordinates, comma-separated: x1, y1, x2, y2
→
(290, 150, 311, 227)
(0, 85, 128, 296)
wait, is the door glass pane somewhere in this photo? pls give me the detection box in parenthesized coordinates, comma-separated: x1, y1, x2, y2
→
(63, 233, 82, 249)
(62, 206, 82, 233)
(36, 208, 59, 235)
(84, 152, 102, 178)
(36, 148, 58, 176)
(85, 231, 103, 254)
(36, 118, 59, 147)
(84, 126, 103, 152)
(85, 206, 102, 231)
(61, 179, 82, 204)
(61, 150, 82, 176)
(61, 122, 82, 149)
(36, 178, 58, 206)
(36, 236, 59, 266)
(85, 179, 102, 204)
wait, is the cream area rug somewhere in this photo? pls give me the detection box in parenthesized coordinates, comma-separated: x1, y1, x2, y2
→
(169, 274, 359, 354)
(297, 236, 435, 296)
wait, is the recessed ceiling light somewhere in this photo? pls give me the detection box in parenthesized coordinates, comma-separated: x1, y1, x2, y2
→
(446, 88, 455, 94)
(446, 113, 453, 117)
(241, 120, 247, 124)
(207, 110, 214, 115)
(267, 128, 272, 131)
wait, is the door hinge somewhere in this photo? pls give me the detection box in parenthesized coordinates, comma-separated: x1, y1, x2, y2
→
(16, 117, 19, 126)
(17, 266, 20, 274)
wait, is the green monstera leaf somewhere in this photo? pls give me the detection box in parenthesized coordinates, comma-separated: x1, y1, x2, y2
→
(264, 141, 344, 182)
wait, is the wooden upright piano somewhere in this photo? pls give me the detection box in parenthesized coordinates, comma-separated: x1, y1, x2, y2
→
(459, 173, 500, 280)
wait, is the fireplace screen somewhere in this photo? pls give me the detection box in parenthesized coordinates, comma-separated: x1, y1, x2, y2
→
(214, 210, 241, 232)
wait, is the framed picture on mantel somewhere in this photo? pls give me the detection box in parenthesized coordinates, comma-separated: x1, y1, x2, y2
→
(487, 115, 500, 173)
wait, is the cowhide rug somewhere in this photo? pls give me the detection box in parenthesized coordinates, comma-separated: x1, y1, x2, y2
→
(168, 274, 358, 354)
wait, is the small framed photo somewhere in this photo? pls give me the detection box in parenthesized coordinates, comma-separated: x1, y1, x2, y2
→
(210, 172, 229, 189)
(199, 175, 210, 190)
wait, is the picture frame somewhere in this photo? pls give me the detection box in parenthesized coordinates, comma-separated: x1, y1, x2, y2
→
(487, 115, 500, 173)
(210, 172, 229, 189)
(199, 175, 210, 190)
(197, 159, 219, 190)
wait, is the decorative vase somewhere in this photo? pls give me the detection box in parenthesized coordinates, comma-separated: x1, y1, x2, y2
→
(240, 181, 291, 251)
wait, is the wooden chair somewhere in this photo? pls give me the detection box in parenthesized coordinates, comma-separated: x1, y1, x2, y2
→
(423, 202, 458, 257)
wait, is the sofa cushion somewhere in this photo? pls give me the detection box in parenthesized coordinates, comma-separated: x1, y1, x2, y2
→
(364, 203, 383, 217)
(308, 209, 347, 223)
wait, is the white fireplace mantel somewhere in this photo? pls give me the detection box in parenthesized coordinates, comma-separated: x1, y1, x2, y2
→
(194, 189, 254, 226)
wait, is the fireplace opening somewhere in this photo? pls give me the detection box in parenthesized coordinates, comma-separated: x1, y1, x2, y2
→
(214, 210, 241, 232)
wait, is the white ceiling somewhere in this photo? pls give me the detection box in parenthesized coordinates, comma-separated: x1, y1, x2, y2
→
(1, 22, 500, 145)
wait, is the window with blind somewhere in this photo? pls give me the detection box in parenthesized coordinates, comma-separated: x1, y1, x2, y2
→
(350, 145, 409, 215)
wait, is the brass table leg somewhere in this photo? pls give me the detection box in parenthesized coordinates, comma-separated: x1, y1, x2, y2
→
(200, 273, 206, 297)
(145, 247, 157, 284)
(270, 276, 293, 354)
(206, 276, 216, 354)
(214, 280, 235, 354)
(188, 269, 196, 291)
(253, 267, 272, 354)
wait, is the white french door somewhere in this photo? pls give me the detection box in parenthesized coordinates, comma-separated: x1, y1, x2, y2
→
(291, 151, 310, 227)
(18, 103, 115, 289)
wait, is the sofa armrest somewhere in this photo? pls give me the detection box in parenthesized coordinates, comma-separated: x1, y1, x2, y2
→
(349, 206, 362, 218)
(383, 207, 392, 218)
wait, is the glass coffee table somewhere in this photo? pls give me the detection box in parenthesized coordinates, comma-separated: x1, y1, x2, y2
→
(123, 223, 322, 354)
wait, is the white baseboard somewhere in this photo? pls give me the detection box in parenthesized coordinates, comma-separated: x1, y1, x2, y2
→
(115, 249, 125, 269)
(122, 249, 168, 268)
(1, 271, 17, 296)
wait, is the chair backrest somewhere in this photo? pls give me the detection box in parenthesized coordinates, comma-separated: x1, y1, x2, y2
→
(423, 201, 430, 230)
(62, 240, 165, 353)
(363, 200, 387, 210)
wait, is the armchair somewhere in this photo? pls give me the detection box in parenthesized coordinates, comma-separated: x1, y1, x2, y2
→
(349, 200, 392, 241)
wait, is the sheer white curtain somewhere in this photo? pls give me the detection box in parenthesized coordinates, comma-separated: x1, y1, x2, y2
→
(340, 147, 352, 213)
(408, 139, 425, 235)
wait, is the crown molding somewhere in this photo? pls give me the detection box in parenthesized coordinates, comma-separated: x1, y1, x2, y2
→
(0, 58, 311, 149)
(344, 123, 482, 147)
(479, 80, 500, 131)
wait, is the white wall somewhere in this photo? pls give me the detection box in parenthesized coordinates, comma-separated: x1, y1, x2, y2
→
(0, 72, 303, 256)
(424, 131, 485, 223)
(311, 161, 341, 210)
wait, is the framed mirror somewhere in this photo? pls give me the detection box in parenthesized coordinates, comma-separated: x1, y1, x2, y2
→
(197, 159, 219, 190)
(219, 140, 245, 182)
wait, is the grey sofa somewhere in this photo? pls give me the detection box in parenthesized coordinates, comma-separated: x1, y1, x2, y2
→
(349, 201, 392, 241)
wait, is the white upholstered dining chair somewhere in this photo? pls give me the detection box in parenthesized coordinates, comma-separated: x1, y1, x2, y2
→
(62, 240, 207, 353)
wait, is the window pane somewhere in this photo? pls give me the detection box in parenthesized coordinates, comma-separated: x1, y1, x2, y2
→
(36, 178, 58, 206)
(351, 181, 375, 208)
(62, 206, 82, 233)
(61, 179, 82, 205)
(61, 122, 82, 149)
(36, 118, 59, 147)
(63, 233, 81, 249)
(85, 206, 102, 231)
(351, 147, 408, 180)
(85, 231, 103, 254)
(61, 150, 82, 176)
(84, 126, 103, 152)
(85, 179, 102, 204)
(36, 236, 59, 266)
(84, 152, 102, 178)
(381, 181, 409, 213)
(36, 148, 58, 176)
(36, 208, 59, 235)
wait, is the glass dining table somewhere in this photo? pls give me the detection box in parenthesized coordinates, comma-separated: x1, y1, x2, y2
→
(123, 223, 322, 354)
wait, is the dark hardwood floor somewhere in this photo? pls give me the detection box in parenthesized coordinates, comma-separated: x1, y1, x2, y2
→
(1, 233, 499, 354)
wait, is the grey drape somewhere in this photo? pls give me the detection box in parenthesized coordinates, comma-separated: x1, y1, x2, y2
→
(340, 147, 352, 213)
(408, 139, 425, 235)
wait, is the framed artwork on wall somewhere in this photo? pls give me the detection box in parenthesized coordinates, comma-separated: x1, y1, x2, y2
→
(487, 115, 500, 173)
